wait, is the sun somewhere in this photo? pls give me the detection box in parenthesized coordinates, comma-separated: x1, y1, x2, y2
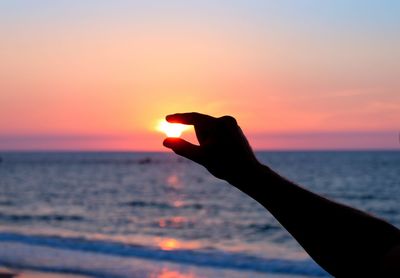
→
(156, 119, 189, 138)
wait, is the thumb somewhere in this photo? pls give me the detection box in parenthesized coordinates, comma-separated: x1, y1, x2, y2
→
(163, 138, 202, 163)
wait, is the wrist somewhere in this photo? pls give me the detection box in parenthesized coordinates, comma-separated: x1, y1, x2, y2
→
(227, 161, 274, 190)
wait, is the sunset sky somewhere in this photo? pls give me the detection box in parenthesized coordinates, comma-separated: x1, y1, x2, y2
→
(1, 1, 399, 150)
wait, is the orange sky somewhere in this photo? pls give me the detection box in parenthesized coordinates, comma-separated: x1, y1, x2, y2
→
(0, 1, 399, 150)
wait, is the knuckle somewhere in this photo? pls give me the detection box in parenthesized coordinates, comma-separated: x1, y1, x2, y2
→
(219, 115, 237, 125)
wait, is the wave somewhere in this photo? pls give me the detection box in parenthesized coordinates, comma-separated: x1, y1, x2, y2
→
(0, 213, 84, 222)
(123, 200, 203, 210)
(0, 232, 328, 277)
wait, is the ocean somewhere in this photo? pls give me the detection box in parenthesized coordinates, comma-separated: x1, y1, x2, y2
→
(0, 151, 399, 277)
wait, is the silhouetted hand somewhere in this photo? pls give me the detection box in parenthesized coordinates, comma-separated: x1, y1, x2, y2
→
(163, 112, 262, 184)
(163, 112, 400, 277)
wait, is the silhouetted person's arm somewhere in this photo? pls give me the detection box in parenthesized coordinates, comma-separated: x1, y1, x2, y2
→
(163, 112, 400, 277)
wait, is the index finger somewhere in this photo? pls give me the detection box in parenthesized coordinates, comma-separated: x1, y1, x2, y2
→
(166, 112, 216, 126)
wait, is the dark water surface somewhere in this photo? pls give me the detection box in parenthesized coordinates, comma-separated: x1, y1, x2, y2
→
(0, 151, 398, 277)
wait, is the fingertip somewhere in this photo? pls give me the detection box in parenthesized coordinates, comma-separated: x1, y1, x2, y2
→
(164, 137, 184, 147)
(163, 137, 175, 148)
(162, 137, 202, 163)
(165, 114, 175, 123)
(162, 138, 170, 148)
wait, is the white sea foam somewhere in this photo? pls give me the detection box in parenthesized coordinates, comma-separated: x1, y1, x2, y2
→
(0, 232, 328, 277)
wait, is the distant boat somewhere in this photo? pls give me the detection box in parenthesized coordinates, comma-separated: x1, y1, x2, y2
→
(138, 157, 152, 164)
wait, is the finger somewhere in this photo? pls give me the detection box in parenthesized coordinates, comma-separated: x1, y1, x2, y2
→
(166, 112, 216, 126)
(163, 137, 203, 163)
(219, 115, 238, 126)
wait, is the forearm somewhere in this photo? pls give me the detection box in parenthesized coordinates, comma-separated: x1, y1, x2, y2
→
(231, 163, 400, 277)
(163, 112, 400, 276)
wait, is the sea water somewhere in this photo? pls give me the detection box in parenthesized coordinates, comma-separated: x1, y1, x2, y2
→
(0, 151, 399, 277)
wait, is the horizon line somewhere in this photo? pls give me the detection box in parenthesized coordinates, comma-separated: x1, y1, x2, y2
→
(1, 148, 399, 153)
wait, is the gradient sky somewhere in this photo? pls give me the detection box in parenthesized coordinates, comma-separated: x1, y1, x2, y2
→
(1, 1, 399, 150)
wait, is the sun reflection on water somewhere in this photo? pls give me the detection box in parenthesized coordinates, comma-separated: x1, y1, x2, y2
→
(158, 216, 189, 229)
(151, 268, 197, 278)
(156, 237, 201, 251)
(166, 173, 182, 189)
(158, 238, 179, 251)
(172, 200, 184, 207)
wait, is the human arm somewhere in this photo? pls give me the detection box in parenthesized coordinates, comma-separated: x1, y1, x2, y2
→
(163, 112, 400, 277)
